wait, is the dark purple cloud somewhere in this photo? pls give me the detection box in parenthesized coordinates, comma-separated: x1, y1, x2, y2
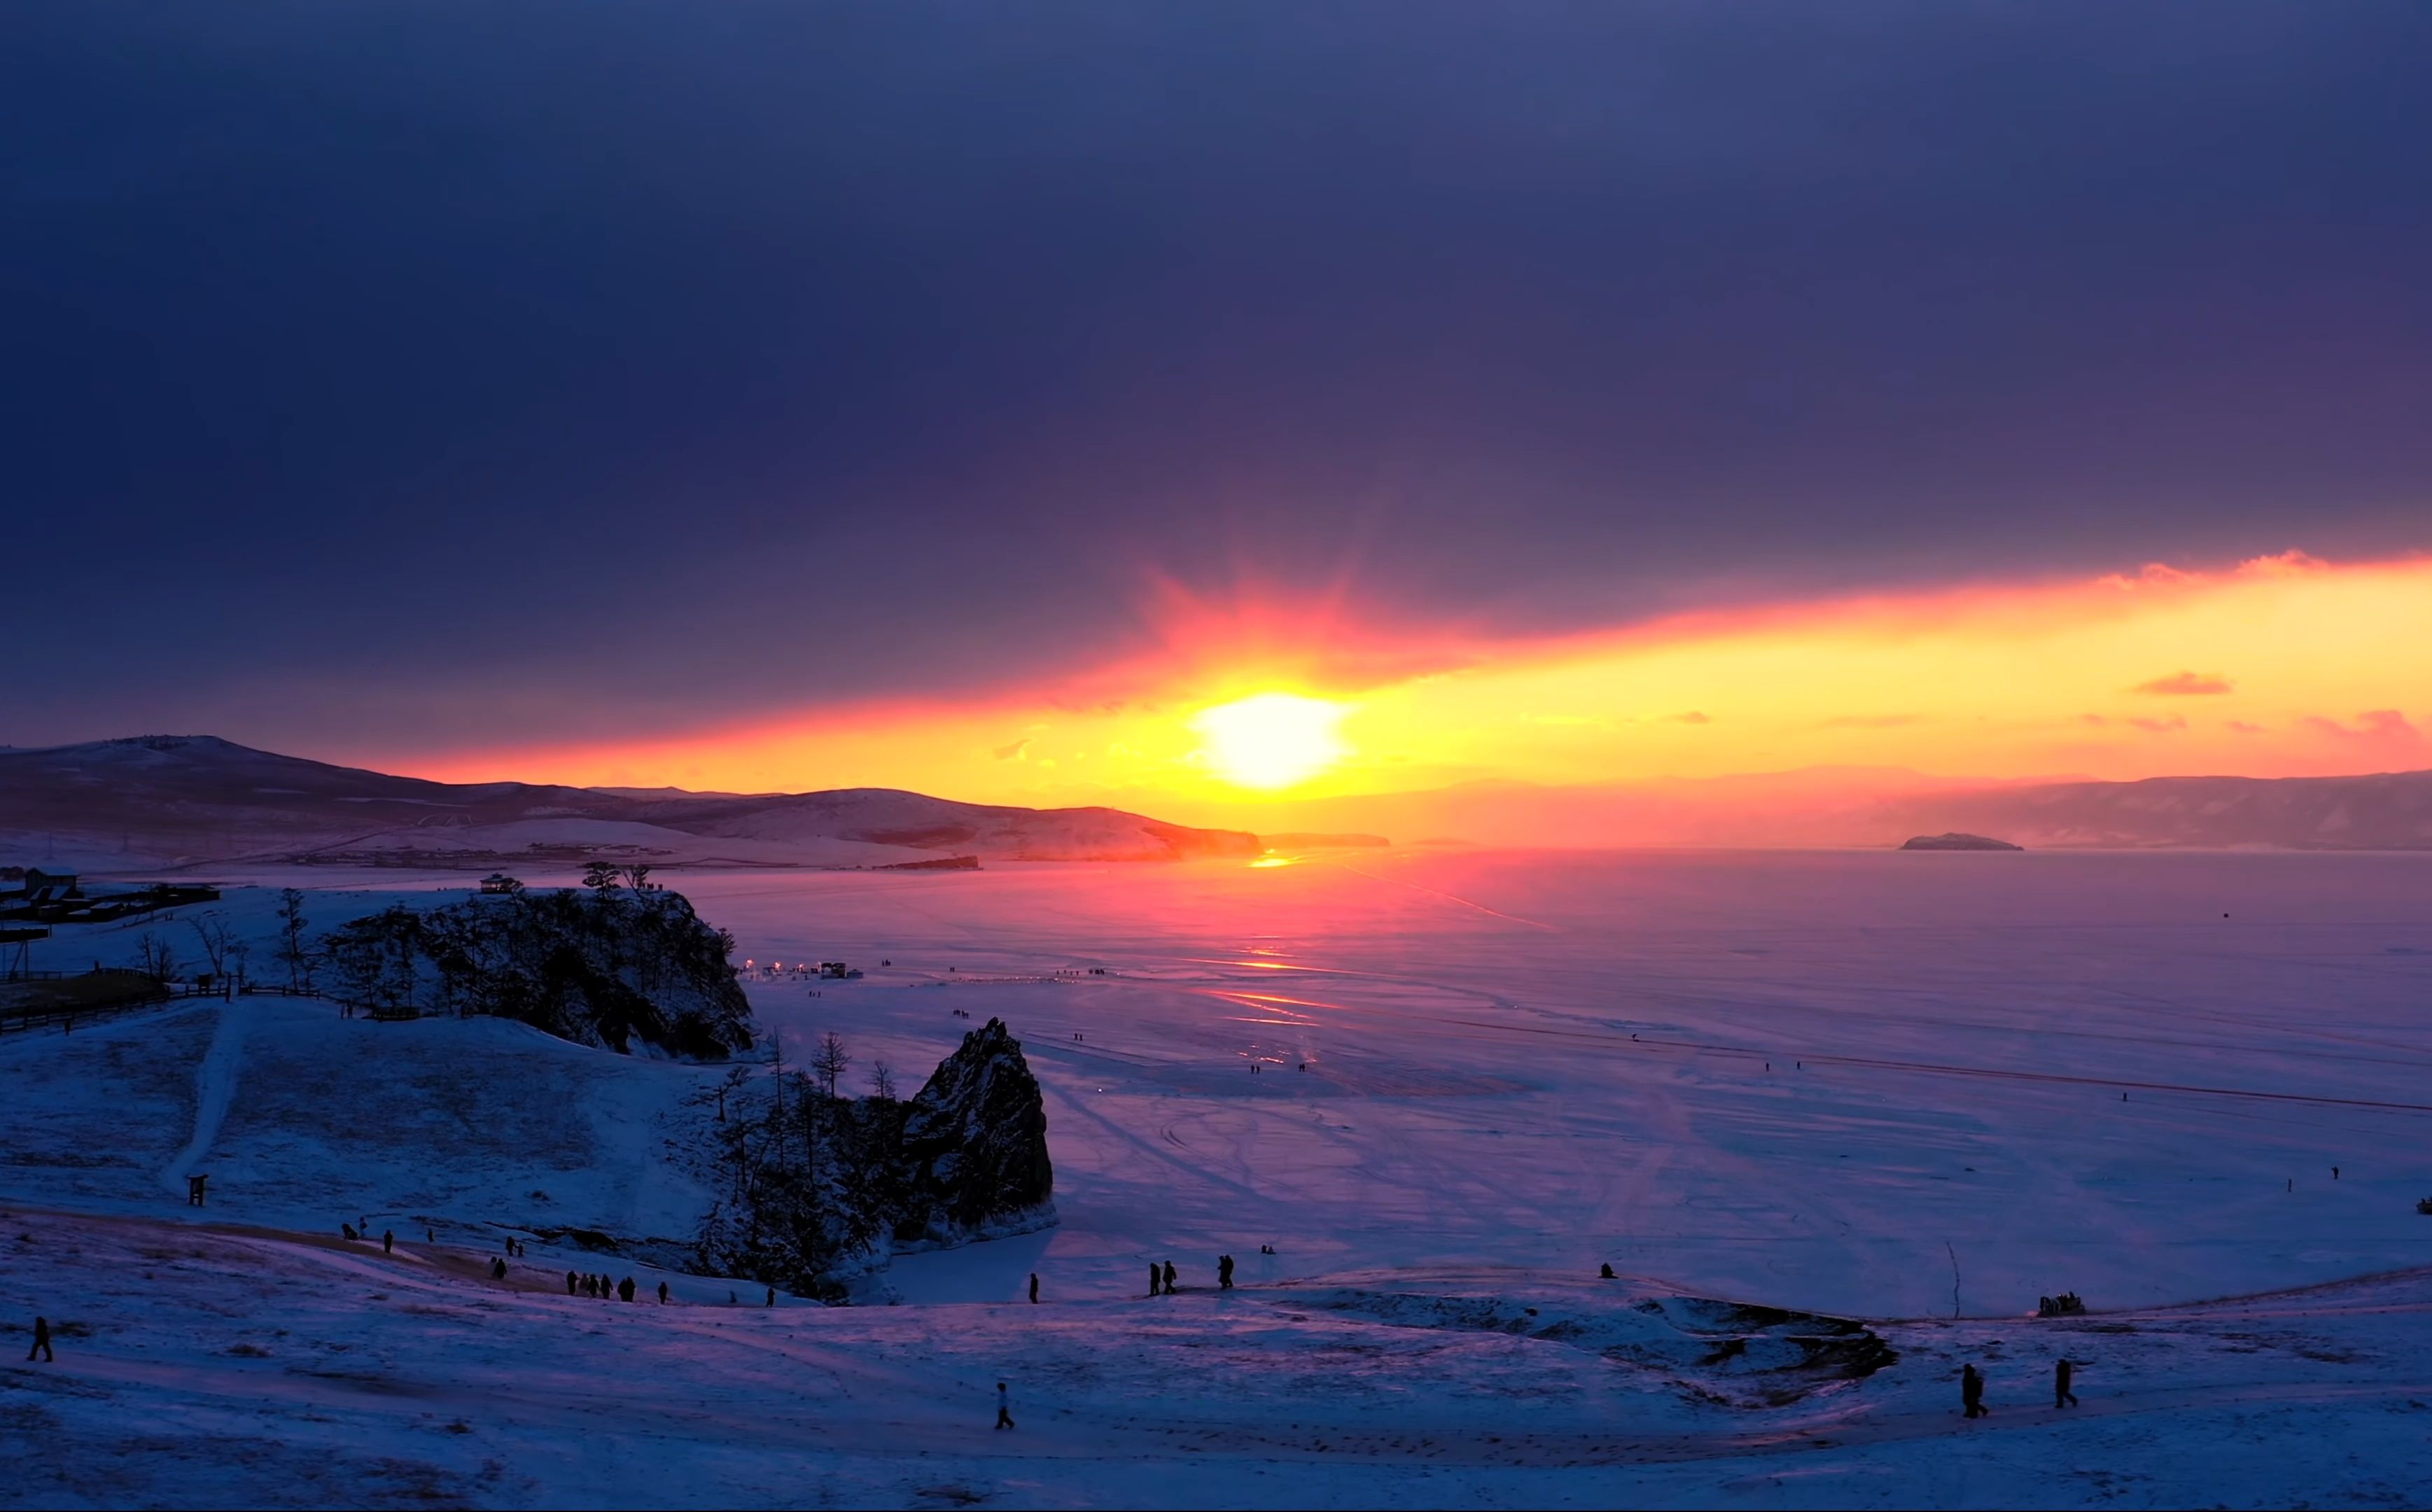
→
(4, 3, 2429, 754)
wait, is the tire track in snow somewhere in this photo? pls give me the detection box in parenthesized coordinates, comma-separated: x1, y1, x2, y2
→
(161, 999, 249, 1196)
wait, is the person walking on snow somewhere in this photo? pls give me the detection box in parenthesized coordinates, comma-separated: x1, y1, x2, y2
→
(1148, 1264, 1161, 1296)
(2055, 1358, 2079, 1408)
(1163, 1261, 1178, 1294)
(1028, 1273, 1039, 1303)
(382, 1229, 393, 1254)
(26, 1317, 53, 1363)
(567, 1270, 579, 1296)
(658, 1280, 669, 1304)
(1217, 1254, 1234, 1289)
(1962, 1363, 1988, 1418)
(995, 1380, 1015, 1430)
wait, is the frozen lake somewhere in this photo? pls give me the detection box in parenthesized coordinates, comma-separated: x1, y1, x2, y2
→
(672, 848, 2432, 1319)
(13, 848, 2432, 1507)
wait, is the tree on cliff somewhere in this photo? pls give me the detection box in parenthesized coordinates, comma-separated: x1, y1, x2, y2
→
(811, 1032, 852, 1098)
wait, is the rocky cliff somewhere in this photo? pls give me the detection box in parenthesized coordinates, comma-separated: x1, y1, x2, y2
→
(692, 1018, 1055, 1299)
(319, 885, 754, 1059)
(897, 1018, 1055, 1239)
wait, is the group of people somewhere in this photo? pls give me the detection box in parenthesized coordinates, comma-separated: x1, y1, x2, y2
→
(1962, 1359, 2081, 1416)
(340, 1221, 534, 1262)
(1144, 1253, 1254, 1295)
(566, 1270, 664, 1303)
(2037, 1292, 2086, 1317)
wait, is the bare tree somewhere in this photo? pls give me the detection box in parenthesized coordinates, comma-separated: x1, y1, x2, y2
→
(811, 1032, 851, 1099)
(275, 888, 312, 990)
(189, 913, 237, 981)
(622, 863, 653, 892)
(134, 931, 179, 983)
(868, 1060, 897, 1101)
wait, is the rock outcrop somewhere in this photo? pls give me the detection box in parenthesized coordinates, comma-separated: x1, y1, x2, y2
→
(319, 886, 754, 1059)
(898, 1018, 1054, 1239)
(692, 1018, 1055, 1299)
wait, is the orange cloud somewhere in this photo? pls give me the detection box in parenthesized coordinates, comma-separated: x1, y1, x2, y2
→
(2302, 710, 2424, 747)
(2133, 671, 2234, 696)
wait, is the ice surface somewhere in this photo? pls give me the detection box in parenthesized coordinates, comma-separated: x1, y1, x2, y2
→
(7, 849, 2432, 1506)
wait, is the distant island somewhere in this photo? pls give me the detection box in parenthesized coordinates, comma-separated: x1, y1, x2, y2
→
(1900, 832, 2024, 851)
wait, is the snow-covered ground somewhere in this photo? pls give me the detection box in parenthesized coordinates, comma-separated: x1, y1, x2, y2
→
(8, 849, 2432, 1506)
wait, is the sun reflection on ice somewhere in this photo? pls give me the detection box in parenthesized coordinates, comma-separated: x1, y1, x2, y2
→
(1250, 855, 1295, 869)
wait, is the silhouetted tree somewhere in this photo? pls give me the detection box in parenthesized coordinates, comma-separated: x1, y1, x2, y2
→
(582, 861, 622, 891)
(275, 888, 312, 990)
(134, 931, 179, 983)
(812, 1032, 851, 1098)
(188, 913, 237, 980)
(869, 1060, 897, 1101)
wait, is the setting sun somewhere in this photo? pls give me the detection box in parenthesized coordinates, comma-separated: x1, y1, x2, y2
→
(1191, 692, 1352, 790)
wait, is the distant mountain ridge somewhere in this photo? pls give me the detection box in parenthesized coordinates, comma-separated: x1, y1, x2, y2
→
(0, 736, 1261, 870)
(1880, 769, 2432, 851)
(1190, 764, 2432, 850)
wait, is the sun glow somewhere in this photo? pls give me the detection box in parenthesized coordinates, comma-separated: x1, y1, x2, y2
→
(399, 552, 2432, 830)
(1192, 692, 1352, 790)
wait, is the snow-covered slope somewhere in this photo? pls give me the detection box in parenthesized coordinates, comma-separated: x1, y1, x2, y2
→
(0, 735, 1258, 869)
(10, 1178, 2432, 1506)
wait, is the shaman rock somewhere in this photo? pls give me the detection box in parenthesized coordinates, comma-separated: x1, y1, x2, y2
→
(899, 1017, 1054, 1238)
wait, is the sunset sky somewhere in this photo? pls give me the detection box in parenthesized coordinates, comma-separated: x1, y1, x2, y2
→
(7, 5, 2428, 818)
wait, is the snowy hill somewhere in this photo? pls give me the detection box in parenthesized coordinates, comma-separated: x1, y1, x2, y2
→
(0, 735, 1260, 869)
